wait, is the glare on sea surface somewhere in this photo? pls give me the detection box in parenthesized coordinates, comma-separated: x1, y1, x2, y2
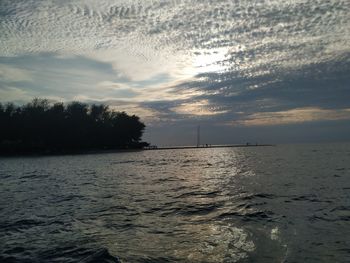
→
(174, 224, 255, 262)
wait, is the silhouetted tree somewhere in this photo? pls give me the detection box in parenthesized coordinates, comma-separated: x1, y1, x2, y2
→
(0, 98, 148, 155)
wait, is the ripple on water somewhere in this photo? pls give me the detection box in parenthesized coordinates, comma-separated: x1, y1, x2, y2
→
(1, 144, 350, 262)
(49, 247, 120, 263)
(2, 218, 46, 232)
(174, 224, 255, 263)
(20, 172, 50, 180)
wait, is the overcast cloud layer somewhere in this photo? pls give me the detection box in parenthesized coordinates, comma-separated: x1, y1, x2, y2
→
(0, 0, 349, 145)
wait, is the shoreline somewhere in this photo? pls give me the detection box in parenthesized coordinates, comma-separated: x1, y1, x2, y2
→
(0, 144, 275, 157)
(0, 148, 144, 158)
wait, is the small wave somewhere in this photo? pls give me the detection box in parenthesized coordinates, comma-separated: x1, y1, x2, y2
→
(20, 173, 49, 179)
(76, 169, 97, 176)
(180, 204, 218, 215)
(90, 205, 132, 216)
(110, 160, 136, 165)
(0, 173, 11, 179)
(309, 215, 347, 222)
(335, 168, 346, 171)
(152, 177, 179, 183)
(1, 218, 69, 233)
(38, 246, 121, 263)
(79, 248, 121, 263)
(241, 193, 276, 200)
(175, 190, 221, 199)
(218, 210, 276, 222)
(330, 206, 350, 212)
(143, 207, 163, 214)
(170, 185, 187, 192)
(2, 218, 45, 232)
(134, 255, 176, 263)
(309, 206, 350, 222)
(290, 194, 332, 203)
(159, 203, 221, 217)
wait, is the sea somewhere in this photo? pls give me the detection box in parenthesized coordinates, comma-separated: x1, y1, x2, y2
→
(1, 143, 349, 263)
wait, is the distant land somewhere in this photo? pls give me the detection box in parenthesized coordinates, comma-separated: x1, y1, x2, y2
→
(144, 144, 275, 151)
(0, 98, 149, 155)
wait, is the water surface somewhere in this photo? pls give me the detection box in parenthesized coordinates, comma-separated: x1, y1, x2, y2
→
(1, 144, 350, 262)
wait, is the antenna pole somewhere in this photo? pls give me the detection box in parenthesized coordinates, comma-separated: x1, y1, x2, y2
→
(197, 125, 200, 147)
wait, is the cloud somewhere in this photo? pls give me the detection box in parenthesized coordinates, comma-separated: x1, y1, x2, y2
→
(0, 64, 33, 82)
(1, 0, 348, 80)
(171, 99, 228, 116)
(231, 107, 350, 126)
(0, 53, 124, 102)
(0, 86, 31, 103)
(0, 0, 349, 143)
(173, 54, 350, 114)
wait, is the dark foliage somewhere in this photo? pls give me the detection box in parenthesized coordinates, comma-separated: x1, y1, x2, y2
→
(0, 98, 149, 155)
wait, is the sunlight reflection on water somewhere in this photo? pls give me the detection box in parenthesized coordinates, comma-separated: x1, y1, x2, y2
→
(1, 144, 350, 262)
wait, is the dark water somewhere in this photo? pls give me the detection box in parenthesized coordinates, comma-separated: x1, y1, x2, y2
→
(1, 144, 350, 262)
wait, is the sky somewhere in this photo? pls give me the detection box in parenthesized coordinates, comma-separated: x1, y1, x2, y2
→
(0, 0, 349, 146)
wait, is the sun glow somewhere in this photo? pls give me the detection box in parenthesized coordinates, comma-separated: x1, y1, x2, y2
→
(180, 47, 229, 78)
(192, 48, 228, 74)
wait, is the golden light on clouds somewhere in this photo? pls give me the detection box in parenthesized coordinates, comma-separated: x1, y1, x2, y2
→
(171, 99, 228, 116)
(233, 107, 350, 126)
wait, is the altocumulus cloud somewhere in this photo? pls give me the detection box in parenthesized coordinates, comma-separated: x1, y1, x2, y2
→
(0, 0, 349, 144)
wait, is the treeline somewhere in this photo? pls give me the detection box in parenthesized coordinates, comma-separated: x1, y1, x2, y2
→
(0, 98, 149, 155)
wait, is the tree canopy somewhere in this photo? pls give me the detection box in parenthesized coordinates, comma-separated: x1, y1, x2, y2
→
(0, 98, 149, 155)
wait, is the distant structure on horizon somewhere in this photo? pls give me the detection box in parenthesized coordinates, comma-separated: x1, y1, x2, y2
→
(197, 125, 200, 147)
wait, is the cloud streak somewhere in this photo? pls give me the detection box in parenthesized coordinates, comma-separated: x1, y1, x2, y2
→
(231, 107, 350, 126)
